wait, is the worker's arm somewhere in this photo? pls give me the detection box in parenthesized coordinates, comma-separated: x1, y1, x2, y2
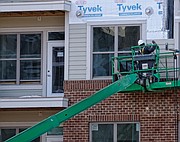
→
(145, 40, 157, 53)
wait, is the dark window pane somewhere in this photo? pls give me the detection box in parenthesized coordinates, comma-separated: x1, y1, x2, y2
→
(1, 129, 16, 141)
(48, 32, 65, 40)
(118, 26, 140, 51)
(0, 60, 16, 80)
(92, 124, 113, 142)
(47, 127, 63, 135)
(20, 34, 41, 58)
(19, 128, 26, 132)
(20, 60, 41, 80)
(52, 47, 64, 93)
(0, 34, 17, 58)
(93, 27, 114, 52)
(117, 124, 139, 142)
(93, 54, 113, 77)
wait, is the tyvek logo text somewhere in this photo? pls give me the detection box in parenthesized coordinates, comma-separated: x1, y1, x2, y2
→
(117, 3, 142, 16)
(157, 2, 163, 15)
(77, 5, 103, 17)
(117, 3, 142, 12)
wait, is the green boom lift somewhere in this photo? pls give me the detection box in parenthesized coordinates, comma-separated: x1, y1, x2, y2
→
(6, 43, 180, 142)
(112, 43, 180, 91)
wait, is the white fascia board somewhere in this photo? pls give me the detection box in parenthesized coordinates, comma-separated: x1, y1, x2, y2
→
(0, 97, 68, 108)
(0, 1, 71, 12)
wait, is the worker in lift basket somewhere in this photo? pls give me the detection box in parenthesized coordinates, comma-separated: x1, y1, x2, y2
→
(137, 39, 158, 84)
(138, 39, 157, 54)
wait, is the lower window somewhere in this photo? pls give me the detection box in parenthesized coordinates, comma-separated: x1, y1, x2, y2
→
(0, 127, 41, 142)
(90, 122, 140, 142)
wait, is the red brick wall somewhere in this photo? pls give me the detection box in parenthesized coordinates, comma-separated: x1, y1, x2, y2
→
(64, 80, 180, 142)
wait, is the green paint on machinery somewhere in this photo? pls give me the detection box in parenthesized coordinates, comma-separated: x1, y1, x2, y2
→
(6, 74, 138, 142)
(112, 44, 180, 91)
(6, 43, 180, 142)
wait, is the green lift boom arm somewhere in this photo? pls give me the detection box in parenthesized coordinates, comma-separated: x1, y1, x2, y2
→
(6, 74, 138, 142)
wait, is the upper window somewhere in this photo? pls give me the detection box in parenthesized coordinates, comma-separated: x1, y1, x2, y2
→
(90, 123, 140, 142)
(92, 25, 140, 77)
(0, 33, 42, 85)
(48, 32, 65, 41)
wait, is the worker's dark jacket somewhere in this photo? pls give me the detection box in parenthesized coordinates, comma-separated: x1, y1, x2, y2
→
(141, 44, 156, 54)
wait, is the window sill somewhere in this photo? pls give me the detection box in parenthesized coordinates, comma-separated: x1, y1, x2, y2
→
(92, 76, 112, 80)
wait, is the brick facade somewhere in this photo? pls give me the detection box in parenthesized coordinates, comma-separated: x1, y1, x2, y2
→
(64, 80, 180, 142)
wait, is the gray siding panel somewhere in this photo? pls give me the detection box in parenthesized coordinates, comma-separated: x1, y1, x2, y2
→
(69, 47, 86, 52)
(69, 24, 86, 29)
(71, 66, 86, 70)
(69, 42, 86, 47)
(147, 39, 174, 49)
(70, 33, 86, 38)
(70, 56, 86, 61)
(0, 89, 42, 98)
(69, 29, 86, 34)
(69, 24, 87, 80)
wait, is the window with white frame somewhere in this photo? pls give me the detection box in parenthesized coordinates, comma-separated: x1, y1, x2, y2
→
(0, 33, 42, 85)
(0, 126, 63, 142)
(90, 122, 140, 142)
(0, 127, 41, 142)
(92, 25, 140, 77)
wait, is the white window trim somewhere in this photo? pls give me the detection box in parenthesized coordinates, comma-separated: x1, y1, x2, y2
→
(0, 122, 46, 142)
(0, 32, 42, 85)
(174, 18, 180, 77)
(174, 18, 180, 50)
(65, 12, 70, 81)
(89, 122, 140, 142)
(174, 0, 180, 16)
(44, 27, 65, 97)
(46, 41, 65, 97)
(86, 19, 147, 80)
(0, 27, 65, 97)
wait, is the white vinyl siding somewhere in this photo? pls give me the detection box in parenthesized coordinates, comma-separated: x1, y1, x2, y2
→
(69, 24, 87, 80)
(147, 39, 174, 50)
(0, 89, 42, 98)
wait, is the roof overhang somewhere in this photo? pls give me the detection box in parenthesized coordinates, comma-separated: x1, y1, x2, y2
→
(0, 97, 68, 108)
(0, 0, 71, 12)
